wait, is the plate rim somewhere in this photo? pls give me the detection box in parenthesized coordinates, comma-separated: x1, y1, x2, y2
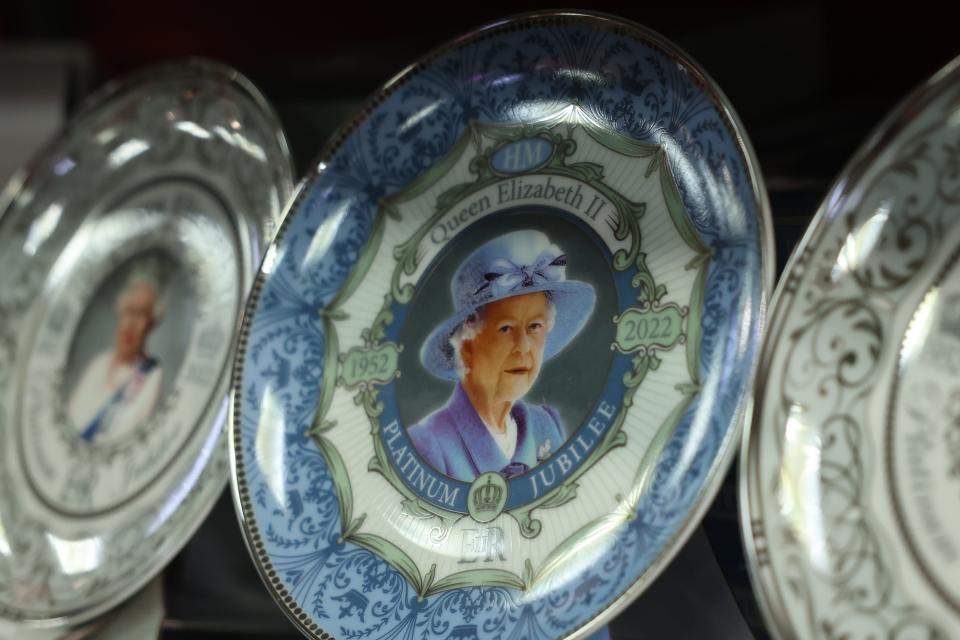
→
(0, 56, 292, 229)
(228, 10, 774, 640)
(0, 56, 295, 629)
(738, 53, 960, 640)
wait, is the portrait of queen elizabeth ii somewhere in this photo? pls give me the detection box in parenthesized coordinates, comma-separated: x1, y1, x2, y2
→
(67, 259, 168, 443)
(409, 229, 596, 482)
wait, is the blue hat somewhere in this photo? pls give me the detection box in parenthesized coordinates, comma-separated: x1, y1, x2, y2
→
(421, 229, 596, 380)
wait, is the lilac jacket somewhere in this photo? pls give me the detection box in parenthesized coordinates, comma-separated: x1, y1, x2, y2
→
(408, 383, 565, 482)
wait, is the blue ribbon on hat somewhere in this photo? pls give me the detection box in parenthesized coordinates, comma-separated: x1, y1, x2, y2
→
(475, 251, 567, 298)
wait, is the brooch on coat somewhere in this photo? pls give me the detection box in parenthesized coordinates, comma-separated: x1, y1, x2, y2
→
(537, 439, 553, 463)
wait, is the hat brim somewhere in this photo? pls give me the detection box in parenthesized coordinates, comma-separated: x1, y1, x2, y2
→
(420, 280, 597, 381)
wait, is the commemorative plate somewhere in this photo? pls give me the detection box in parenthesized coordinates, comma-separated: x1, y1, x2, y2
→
(741, 57, 960, 637)
(0, 59, 294, 627)
(231, 12, 772, 639)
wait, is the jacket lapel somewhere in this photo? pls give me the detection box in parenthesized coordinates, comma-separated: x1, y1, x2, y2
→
(448, 384, 509, 475)
(510, 401, 538, 469)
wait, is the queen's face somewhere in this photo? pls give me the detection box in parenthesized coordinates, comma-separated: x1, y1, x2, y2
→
(462, 292, 551, 404)
(115, 281, 157, 363)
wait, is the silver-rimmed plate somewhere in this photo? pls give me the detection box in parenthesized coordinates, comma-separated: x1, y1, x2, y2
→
(231, 11, 772, 640)
(741, 57, 960, 638)
(0, 58, 294, 629)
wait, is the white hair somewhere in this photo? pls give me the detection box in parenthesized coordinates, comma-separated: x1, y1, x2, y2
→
(448, 297, 556, 378)
(450, 310, 485, 378)
(119, 257, 169, 320)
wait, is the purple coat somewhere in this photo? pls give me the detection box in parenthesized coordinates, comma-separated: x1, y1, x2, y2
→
(408, 383, 565, 482)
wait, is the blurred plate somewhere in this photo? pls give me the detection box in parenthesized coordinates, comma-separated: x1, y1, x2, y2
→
(741, 56, 960, 638)
(0, 58, 293, 629)
(231, 11, 771, 640)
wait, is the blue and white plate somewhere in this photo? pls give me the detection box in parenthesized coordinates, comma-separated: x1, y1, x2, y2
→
(231, 12, 772, 639)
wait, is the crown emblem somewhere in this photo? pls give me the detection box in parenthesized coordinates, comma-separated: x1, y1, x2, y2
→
(472, 475, 502, 513)
(942, 294, 960, 341)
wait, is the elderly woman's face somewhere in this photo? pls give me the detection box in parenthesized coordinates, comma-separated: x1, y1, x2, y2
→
(114, 280, 157, 362)
(462, 292, 551, 403)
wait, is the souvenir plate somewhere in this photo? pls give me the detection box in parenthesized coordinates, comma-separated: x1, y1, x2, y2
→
(0, 59, 294, 627)
(231, 12, 772, 639)
(741, 57, 960, 638)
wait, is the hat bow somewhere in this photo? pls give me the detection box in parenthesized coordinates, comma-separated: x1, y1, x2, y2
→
(476, 251, 567, 298)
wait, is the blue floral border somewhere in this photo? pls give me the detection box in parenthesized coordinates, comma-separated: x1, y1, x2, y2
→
(233, 15, 765, 640)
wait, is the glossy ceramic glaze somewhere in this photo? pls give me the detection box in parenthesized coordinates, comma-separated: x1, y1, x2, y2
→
(742, 56, 960, 639)
(0, 59, 293, 628)
(231, 12, 772, 640)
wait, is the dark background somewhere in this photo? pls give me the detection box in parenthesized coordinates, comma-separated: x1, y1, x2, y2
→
(3, 1, 959, 638)
(5, 1, 960, 192)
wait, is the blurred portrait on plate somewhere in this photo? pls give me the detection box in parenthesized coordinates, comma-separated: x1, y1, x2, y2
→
(64, 250, 194, 444)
